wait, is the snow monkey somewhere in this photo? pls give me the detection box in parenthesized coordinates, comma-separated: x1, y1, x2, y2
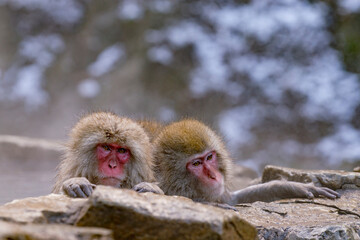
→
(53, 112, 163, 198)
(153, 119, 340, 205)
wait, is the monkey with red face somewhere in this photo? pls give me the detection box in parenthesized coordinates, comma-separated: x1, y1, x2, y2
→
(153, 119, 340, 204)
(53, 112, 163, 198)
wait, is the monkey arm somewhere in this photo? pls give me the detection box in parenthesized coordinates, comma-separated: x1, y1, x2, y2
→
(229, 180, 340, 204)
(132, 182, 164, 195)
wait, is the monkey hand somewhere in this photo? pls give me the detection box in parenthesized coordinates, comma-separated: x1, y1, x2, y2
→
(133, 182, 164, 195)
(286, 181, 340, 200)
(62, 177, 96, 198)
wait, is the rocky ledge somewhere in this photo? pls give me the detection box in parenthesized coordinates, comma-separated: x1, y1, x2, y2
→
(0, 166, 359, 240)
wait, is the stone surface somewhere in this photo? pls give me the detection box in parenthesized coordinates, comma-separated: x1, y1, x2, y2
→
(76, 186, 257, 240)
(229, 164, 259, 191)
(0, 194, 86, 224)
(0, 135, 62, 164)
(262, 165, 360, 189)
(0, 135, 63, 205)
(1, 166, 360, 240)
(0, 220, 113, 240)
(236, 190, 360, 239)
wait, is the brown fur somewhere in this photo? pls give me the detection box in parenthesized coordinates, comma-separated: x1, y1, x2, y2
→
(53, 112, 155, 193)
(153, 119, 232, 202)
(137, 120, 164, 142)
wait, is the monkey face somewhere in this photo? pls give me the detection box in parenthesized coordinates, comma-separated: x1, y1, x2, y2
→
(186, 150, 225, 198)
(95, 143, 131, 187)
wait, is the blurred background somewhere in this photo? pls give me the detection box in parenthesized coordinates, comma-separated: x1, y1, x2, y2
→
(0, 0, 360, 199)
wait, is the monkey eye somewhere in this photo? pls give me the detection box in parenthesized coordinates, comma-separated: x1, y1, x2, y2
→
(192, 160, 201, 167)
(206, 153, 213, 161)
(117, 148, 127, 154)
(102, 145, 111, 151)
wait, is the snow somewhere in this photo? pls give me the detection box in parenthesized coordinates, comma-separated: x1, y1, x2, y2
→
(147, 46, 173, 65)
(1, 0, 359, 168)
(0, 34, 64, 109)
(159, 0, 360, 166)
(11, 65, 48, 109)
(317, 124, 360, 165)
(339, 0, 360, 13)
(19, 35, 65, 67)
(2, 0, 84, 26)
(218, 105, 264, 148)
(148, 0, 173, 13)
(87, 44, 125, 77)
(158, 107, 176, 122)
(77, 79, 101, 99)
(118, 0, 144, 20)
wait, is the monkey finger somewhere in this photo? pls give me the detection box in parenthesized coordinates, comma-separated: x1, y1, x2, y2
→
(72, 185, 88, 198)
(324, 188, 340, 198)
(305, 191, 314, 199)
(64, 188, 78, 198)
(135, 188, 148, 193)
(81, 185, 93, 197)
(313, 188, 337, 199)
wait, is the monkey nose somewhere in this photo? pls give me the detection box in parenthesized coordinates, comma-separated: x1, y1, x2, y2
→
(204, 166, 216, 180)
(206, 170, 216, 179)
(108, 159, 117, 169)
(208, 173, 216, 179)
(108, 163, 117, 169)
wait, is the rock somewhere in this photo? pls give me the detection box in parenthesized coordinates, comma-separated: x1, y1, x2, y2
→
(262, 165, 360, 189)
(0, 188, 256, 240)
(236, 189, 360, 239)
(2, 168, 360, 240)
(0, 220, 113, 240)
(76, 186, 257, 240)
(354, 166, 360, 172)
(0, 194, 86, 224)
(0, 135, 62, 165)
(229, 164, 259, 191)
(0, 135, 63, 205)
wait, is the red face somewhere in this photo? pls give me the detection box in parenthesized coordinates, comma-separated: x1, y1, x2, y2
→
(186, 151, 224, 195)
(96, 143, 130, 187)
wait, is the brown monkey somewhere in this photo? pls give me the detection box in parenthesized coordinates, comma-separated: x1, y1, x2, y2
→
(153, 119, 340, 204)
(53, 112, 163, 198)
(137, 120, 164, 142)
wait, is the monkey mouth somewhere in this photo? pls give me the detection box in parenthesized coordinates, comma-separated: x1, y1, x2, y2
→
(98, 177, 123, 187)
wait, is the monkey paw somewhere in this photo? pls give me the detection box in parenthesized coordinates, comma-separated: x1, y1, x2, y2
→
(62, 177, 96, 198)
(133, 182, 164, 195)
(302, 183, 340, 199)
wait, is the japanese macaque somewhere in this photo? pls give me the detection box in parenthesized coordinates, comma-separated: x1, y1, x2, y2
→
(137, 120, 164, 142)
(153, 119, 340, 205)
(53, 112, 163, 198)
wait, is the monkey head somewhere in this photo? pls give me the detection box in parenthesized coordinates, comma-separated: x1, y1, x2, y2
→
(63, 112, 154, 189)
(154, 119, 232, 202)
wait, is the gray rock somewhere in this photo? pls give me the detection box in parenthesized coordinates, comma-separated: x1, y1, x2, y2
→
(0, 194, 86, 224)
(2, 166, 360, 240)
(0, 188, 256, 240)
(229, 164, 259, 191)
(0, 220, 113, 240)
(0, 135, 62, 164)
(236, 190, 360, 239)
(76, 186, 257, 240)
(262, 165, 360, 189)
(0, 135, 63, 205)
